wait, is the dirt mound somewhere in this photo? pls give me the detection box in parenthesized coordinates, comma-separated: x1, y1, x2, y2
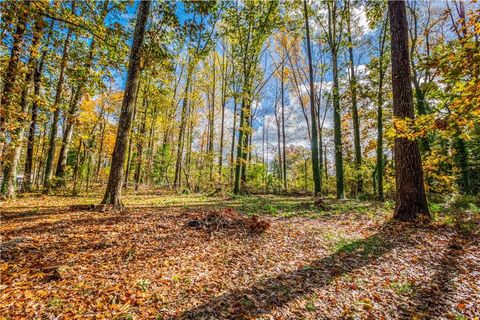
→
(185, 208, 269, 234)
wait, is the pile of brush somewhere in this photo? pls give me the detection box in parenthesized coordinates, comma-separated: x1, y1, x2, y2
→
(185, 208, 270, 234)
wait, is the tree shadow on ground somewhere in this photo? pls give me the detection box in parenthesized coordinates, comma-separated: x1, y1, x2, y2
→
(397, 227, 479, 318)
(0, 207, 72, 222)
(173, 222, 437, 320)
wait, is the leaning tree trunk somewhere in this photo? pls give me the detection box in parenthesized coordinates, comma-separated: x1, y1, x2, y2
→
(56, 1, 110, 179)
(389, 0, 430, 221)
(101, 0, 151, 210)
(56, 38, 96, 178)
(43, 20, 73, 193)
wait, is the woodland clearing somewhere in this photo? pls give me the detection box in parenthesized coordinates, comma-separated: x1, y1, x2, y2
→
(1, 192, 479, 319)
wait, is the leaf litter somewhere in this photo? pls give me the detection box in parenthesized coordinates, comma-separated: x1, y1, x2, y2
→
(0, 194, 478, 319)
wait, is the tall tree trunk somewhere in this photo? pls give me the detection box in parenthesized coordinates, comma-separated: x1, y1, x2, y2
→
(376, 19, 388, 201)
(240, 102, 252, 185)
(101, 0, 151, 210)
(35, 121, 48, 189)
(304, 0, 321, 196)
(327, 1, 345, 199)
(24, 20, 55, 192)
(146, 103, 158, 185)
(347, 1, 362, 196)
(275, 101, 283, 181)
(389, 0, 430, 221)
(134, 87, 148, 190)
(0, 3, 29, 168)
(281, 64, 287, 191)
(1, 17, 42, 198)
(44, 9, 74, 193)
(124, 84, 141, 187)
(234, 98, 248, 194)
(230, 81, 238, 184)
(71, 138, 82, 196)
(95, 113, 107, 182)
(331, 48, 344, 199)
(218, 49, 227, 184)
(174, 62, 192, 189)
(56, 1, 109, 179)
(56, 38, 96, 178)
(208, 59, 215, 183)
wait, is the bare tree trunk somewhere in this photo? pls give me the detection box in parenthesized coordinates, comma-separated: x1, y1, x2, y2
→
(134, 87, 148, 190)
(389, 0, 430, 221)
(35, 122, 48, 189)
(72, 139, 82, 196)
(304, 0, 321, 196)
(376, 19, 388, 201)
(326, 1, 345, 199)
(208, 60, 215, 183)
(101, 0, 150, 210)
(275, 99, 283, 182)
(146, 103, 158, 185)
(174, 62, 192, 189)
(218, 49, 227, 184)
(230, 76, 238, 184)
(95, 110, 107, 181)
(281, 64, 287, 191)
(124, 84, 141, 188)
(347, 0, 362, 196)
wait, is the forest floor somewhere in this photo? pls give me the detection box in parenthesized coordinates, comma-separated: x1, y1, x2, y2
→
(1, 191, 479, 319)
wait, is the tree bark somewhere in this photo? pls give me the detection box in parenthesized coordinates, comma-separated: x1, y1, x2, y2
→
(376, 19, 388, 202)
(329, 21, 345, 199)
(347, 1, 363, 196)
(101, 0, 151, 210)
(134, 86, 148, 190)
(124, 83, 141, 187)
(275, 100, 282, 181)
(304, 0, 322, 196)
(218, 49, 227, 184)
(389, 0, 430, 221)
(174, 61, 192, 189)
(281, 64, 287, 191)
(208, 58, 215, 183)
